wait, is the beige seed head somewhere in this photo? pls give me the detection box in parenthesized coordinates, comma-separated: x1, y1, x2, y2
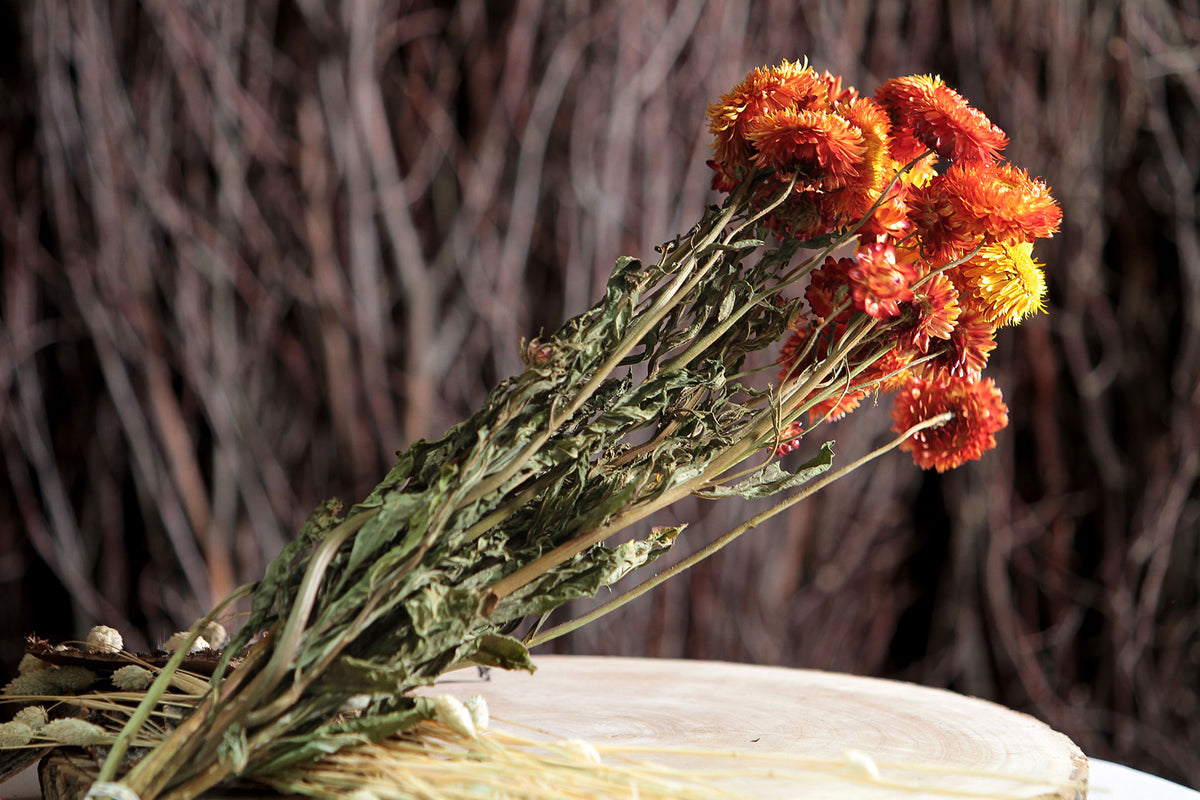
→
(112, 665, 155, 691)
(86, 625, 124, 654)
(200, 621, 228, 649)
(46, 665, 97, 692)
(17, 654, 51, 675)
(162, 632, 209, 654)
(431, 694, 476, 738)
(13, 705, 48, 731)
(41, 718, 107, 746)
(0, 721, 33, 747)
(562, 738, 603, 765)
(463, 694, 489, 730)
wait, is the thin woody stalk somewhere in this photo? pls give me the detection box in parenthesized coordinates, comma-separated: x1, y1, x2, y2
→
(448, 182, 750, 516)
(525, 412, 954, 648)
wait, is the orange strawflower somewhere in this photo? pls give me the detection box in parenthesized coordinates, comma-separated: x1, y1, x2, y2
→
(859, 181, 913, 240)
(875, 74, 1008, 165)
(819, 97, 895, 225)
(747, 108, 867, 184)
(848, 242, 917, 318)
(921, 308, 997, 379)
(759, 185, 828, 241)
(891, 374, 1009, 472)
(958, 240, 1048, 326)
(933, 162, 1062, 242)
(904, 270, 962, 352)
(907, 180, 983, 262)
(708, 60, 854, 174)
(806, 387, 864, 423)
(776, 320, 818, 382)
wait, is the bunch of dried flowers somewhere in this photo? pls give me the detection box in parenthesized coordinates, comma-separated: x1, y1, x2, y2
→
(1, 60, 1059, 800)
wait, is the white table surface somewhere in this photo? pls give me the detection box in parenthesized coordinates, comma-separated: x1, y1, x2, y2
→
(1088, 759, 1199, 799)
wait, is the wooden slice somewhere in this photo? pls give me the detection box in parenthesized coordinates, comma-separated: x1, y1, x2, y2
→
(424, 655, 1088, 799)
(22, 656, 1088, 799)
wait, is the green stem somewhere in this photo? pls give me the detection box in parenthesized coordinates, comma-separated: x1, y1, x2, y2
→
(450, 200, 741, 518)
(239, 508, 377, 727)
(94, 582, 256, 785)
(487, 315, 883, 606)
(526, 411, 953, 647)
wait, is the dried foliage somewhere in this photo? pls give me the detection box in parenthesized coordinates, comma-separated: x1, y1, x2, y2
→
(0, 0, 1197, 789)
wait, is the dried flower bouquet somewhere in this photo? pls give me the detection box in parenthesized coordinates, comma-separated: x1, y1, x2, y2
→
(1, 60, 1060, 800)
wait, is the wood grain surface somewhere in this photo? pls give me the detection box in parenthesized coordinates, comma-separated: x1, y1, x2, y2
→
(423, 655, 1088, 799)
(15, 656, 1088, 799)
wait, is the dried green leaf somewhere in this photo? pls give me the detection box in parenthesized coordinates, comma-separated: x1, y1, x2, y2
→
(318, 656, 411, 695)
(456, 632, 535, 673)
(694, 442, 835, 499)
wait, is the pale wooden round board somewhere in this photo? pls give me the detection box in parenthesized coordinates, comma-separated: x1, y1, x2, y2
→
(422, 655, 1088, 799)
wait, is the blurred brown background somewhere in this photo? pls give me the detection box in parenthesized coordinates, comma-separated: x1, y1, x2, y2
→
(1, 0, 1197, 788)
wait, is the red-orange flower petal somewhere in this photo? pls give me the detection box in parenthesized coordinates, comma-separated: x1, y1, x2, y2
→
(747, 108, 867, 184)
(776, 320, 822, 382)
(708, 60, 852, 174)
(848, 242, 917, 318)
(858, 343, 915, 393)
(919, 308, 997, 379)
(774, 420, 805, 457)
(907, 181, 983, 263)
(934, 162, 1062, 243)
(905, 271, 962, 352)
(876, 74, 1008, 165)
(806, 386, 865, 423)
(891, 374, 1009, 472)
(859, 177, 914, 240)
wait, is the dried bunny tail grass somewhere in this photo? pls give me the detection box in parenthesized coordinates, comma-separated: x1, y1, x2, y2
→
(3, 665, 97, 696)
(200, 621, 229, 649)
(162, 632, 210, 654)
(13, 705, 49, 730)
(0, 721, 34, 747)
(462, 695, 489, 731)
(112, 665, 155, 691)
(18, 654, 53, 674)
(430, 694, 476, 739)
(40, 718, 108, 746)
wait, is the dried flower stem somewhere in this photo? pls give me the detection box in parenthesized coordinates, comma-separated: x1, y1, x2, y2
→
(526, 412, 953, 647)
(95, 582, 254, 785)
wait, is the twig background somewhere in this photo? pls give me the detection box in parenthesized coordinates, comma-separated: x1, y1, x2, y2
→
(0, 0, 1196, 788)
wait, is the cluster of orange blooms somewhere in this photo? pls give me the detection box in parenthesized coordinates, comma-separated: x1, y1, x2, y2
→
(708, 60, 1061, 472)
